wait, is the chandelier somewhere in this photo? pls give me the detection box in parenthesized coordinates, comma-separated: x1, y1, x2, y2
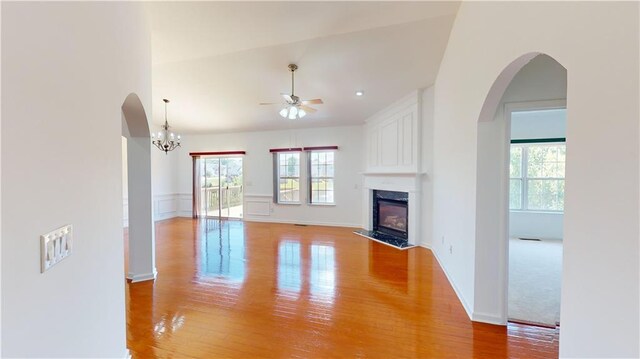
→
(152, 99, 181, 154)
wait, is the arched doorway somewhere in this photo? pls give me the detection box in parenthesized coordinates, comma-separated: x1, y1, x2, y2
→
(474, 53, 567, 326)
(122, 93, 156, 282)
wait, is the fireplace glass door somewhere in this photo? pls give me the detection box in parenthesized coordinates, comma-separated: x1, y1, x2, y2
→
(377, 199, 408, 237)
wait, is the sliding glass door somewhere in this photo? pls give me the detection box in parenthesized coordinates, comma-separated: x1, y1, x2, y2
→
(199, 157, 243, 219)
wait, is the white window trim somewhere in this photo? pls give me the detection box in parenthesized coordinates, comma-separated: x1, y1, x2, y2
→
(510, 142, 565, 213)
(274, 152, 302, 204)
(307, 150, 336, 205)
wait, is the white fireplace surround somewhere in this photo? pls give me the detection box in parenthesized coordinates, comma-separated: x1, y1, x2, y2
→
(363, 173, 422, 245)
(362, 90, 425, 246)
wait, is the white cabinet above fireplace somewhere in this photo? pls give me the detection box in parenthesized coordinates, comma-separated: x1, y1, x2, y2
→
(365, 90, 422, 174)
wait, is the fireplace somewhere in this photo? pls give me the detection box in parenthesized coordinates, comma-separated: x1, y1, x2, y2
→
(373, 190, 409, 240)
(356, 174, 420, 249)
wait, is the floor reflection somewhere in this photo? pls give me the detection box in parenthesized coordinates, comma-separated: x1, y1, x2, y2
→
(278, 240, 302, 296)
(153, 311, 186, 340)
(310, 243, 336, 298)
(368, 241, 408, 293)
(276, 240, 337, 302)
(198, 219, 245, 283)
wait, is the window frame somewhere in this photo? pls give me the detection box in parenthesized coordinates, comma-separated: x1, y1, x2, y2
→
(273, 150, 302, 205)
(510, 142, 565, 213)
(307, 150, 336, 205)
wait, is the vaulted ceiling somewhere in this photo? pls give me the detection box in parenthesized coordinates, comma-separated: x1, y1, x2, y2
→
(145, 2, 460, 133)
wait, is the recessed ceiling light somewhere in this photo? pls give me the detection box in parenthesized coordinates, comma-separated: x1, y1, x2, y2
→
(355, 91, 364, 96)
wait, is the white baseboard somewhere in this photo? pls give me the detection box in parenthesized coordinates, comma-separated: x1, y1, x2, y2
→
(243, 217, 360, 228)
(431, 247, 473, 320)
(127, 269, 157, 283)
(472, 311, 506, 325)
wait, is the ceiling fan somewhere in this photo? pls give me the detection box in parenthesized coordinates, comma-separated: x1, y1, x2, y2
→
(259, 64, 323, 119)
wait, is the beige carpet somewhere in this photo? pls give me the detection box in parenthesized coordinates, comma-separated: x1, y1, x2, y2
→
(508, 237, 562, 327)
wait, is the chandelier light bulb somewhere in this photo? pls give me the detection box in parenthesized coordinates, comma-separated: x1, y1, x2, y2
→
(279, 108, 288, 117)
(298, 109, 306, 118)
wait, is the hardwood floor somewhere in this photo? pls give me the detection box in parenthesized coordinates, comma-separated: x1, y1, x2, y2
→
(126, 218, 559, 358)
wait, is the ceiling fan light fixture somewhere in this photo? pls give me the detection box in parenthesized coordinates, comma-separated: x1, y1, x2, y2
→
(356, 90, 364, 96)
(262, 64, 323, 120)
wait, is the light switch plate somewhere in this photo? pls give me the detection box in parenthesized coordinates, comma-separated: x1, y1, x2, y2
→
(41, 224, 73, 273)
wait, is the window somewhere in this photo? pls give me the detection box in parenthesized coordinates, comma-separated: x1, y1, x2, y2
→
(274, 152, 301, 203)
(510, 143, 565, 211)
(308, 151, 335, 204)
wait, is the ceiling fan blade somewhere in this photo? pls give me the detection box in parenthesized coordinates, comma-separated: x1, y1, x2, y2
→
(299, 105, 317, 113)
(281, 93, 293, 103)
(259, 102, 278, 105)
(302, 99, 323, 105)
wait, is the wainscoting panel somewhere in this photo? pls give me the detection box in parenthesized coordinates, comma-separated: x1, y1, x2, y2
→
(244, 194, 272, 218)
(365, 90, 421, 174)
(123, 193, 192, 227)
(157, 195, 178, 217)
(177, 194, 192, 218)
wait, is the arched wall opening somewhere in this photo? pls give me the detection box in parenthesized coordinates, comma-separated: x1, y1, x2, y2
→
(122, 92, 156, 282)
(473, 52, 567, 325)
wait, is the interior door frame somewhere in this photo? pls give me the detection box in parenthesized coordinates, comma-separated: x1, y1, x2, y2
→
(503, 99, 566, 324)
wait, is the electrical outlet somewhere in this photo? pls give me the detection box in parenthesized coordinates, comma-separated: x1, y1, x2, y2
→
(449, 244, 453, 254)
(41, 224, 73, 273)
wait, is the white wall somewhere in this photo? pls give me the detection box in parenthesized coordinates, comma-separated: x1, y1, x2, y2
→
(2, 2, 151, 357)
(123, 131, 182, 227)
(122, 137, 129, 227)
(509, 212, 563, 240)
(421, 87, 434, 248)
(177, 126, 363, 227)
(149, 125, 183, 222)
(433, 2, 638, 357)
(150, 125, 179, 197)
(511, 108, 566, 139)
